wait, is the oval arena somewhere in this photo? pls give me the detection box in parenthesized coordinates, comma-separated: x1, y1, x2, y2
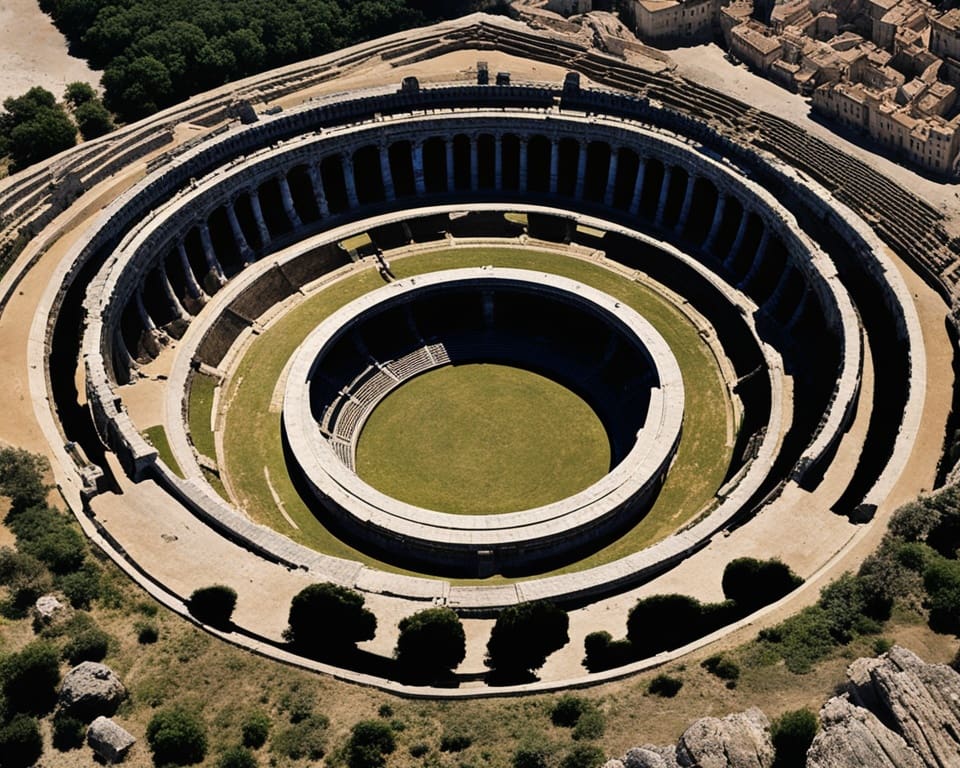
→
(3, 14, 952, 692)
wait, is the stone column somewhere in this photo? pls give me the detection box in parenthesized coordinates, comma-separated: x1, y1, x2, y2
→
(549, 138, 560, 195)
(342, 153, 360, 209)
(198, 221, 226, 285)
(412, 140, 426, 196)
(574, 141, 588, 200)
(160, 263, 189, 319)
(135, 288, 156, 332)
(445, 138, 456, 193)
(470, 135, 480, 191)
(308, 163, 330, 216)
(379, 143, 396, 201)
(177, 242, 204, 300)
(494, 134, 504, 191)
(226, 199, 254, 265)
(675, 173, 697, 234)
(115, 331, 138, 375)
(654, 165, 673, 226)
(519, 136, 530, 193)
(248, 188, 272, 248)
(704, 193, 727, 253)
(724, 209, 752, 269)
(278, 174, 302, 229)
(738, 227, 770, 287)
(629, 159, 647, 216)
(603, 147, 619, 208)
(763, 264, 793, 309)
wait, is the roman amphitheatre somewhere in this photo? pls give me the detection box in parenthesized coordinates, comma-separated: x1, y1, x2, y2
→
(1, 6, 958, 708)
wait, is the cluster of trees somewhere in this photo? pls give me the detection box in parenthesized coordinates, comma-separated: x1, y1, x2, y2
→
(38, 0, 501, 122)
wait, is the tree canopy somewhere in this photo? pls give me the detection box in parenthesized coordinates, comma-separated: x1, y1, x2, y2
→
(395, 607, 465, 677)
(284, 582, 376, 656)
(0, 88, 76, 171)
(485, 601, 569, 676)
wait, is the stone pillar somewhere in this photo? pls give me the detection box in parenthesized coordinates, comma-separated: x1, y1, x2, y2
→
(738, 227, 770, 288)
(248, 188, 272, 248)
(308, 162, 330, 216)
(470, 135, 480, 191)
(654, 165, 673, 226)
(519, 136, 530, 193)
(115, 331, 138, 375)
(160, 263, 189, 319)
(226, 199, 254, 265)
(549, 138, 560, 195)
(412, 140, 426, 196)
(787, 291, 808, 329)
(177, 243, 204, 300)
(446, 138, 456, 193)
(278, 174, 302, 229)
(135, 288, 156, 332)
(763, 264, 793, 309)
(379, 143, 396, 201)
(629, 159, 647, 216)
(574, 141, 588, 200)
(494, 135, 504, 191)
(342, 153, 360, 209)
(675, 174, 697, 234)
(704, 193, 727, 253)
(603, 147, 619, 208)
(198, 221, 226, 285)
(724, 209, 752, 269)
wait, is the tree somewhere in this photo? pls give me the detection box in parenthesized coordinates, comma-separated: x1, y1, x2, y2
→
(146, 707, 208, 766)
(187, 584, 237, 628)
(0, 714, 43, 768)
(217, 745, 258, 768)
(771, 709, 818, 768)
(347, 720, 395, 768)
(395, 607, 465, 677)
(64, 81, 96, 108)
(0, 547, 53, 613)
(626, 594, 705, 657)
(722, 557, 802, 612)
(1, 88, 77, 170)
(0, 641, 61, 715)
(0, 447, 50, 513)
(284, 583, 376, 656)
(485, 601, 569, 677)
(74, 100, 114, 140)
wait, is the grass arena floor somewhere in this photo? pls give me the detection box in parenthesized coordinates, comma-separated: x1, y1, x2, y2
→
(355, 363, 611, 514)
(214, 246, 734, 581)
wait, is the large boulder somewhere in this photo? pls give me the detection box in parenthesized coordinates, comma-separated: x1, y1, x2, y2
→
(845, 645, 960, 767)
(675, 708, 774, 768)
(805, 695, 924, 768)
(32, 593, 72, 630)
(87, 716, 136, 763)
(58, 662, 126, 719)
(623, 746, 679, 768)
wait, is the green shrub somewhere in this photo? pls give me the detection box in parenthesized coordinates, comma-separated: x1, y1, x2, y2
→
(187, 584, 238, 627)
(396, 607, 466, 678)
(0, 547, 52, 615)
(873, 637, 893, 655)
(58, 562, 103, 608)
(627, 594, 706, 656)
(146, 706, 208, 766)
(923, 556, 960, 633)
(0, 714, 43, 768)
(62, 626, 111, 664)
(217, 745, 258, 768)
(0, 447, 50, 512)
(136, 621, 159, 644)
(9, 506, 86, 574)
(278, 683, 315, 723)
(583, 631, 634, 672)
(513, 745, 550, 768)
(771, 709, 818, 768)
(440, 732, 472, 752)
(240, 710, 270, 748)
(52, 711, 86, 751)
(269, 714, 329, 761)
(551, 695, 590, 727)
(347, 720, 396, 768)
(572, 709, 605, 741)
(759, 606, 836, 674)
(284, 583, 376, 657)
(560, 744, 605, 768)
(722, 558, 802, 612)
(820, 573, 881, 643)
(647, 674, 683, 697)
(486, 601, 569, 676)
(0, 640, 61, 714)
(701, 655, 740, 683)
(378, 704, 394, 718)
(410, 743, 430, 758)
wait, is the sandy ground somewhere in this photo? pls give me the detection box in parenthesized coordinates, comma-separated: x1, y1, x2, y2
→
(0, 0, 97, 103)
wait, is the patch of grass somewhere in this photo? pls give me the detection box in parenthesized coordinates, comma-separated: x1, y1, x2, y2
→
(144, 425, 183, 477)
(221, 247, 733, 580)
(187, 373, 218, 461)
(357, 365, 609, 514)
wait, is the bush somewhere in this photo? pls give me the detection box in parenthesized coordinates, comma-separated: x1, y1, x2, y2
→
(62, 626, 110, 664)
(52, 711, 86, 750)
(217, 745, 258, 768)
(583, 631, 635, 672)
(572, 709, 605, 741)
(284, 583, 376, 656)
(0, 640, 61, 714)
(513, 745, 550, 768)
(560, 745, 605, 768)
(551, 695, 590, 727)
(758, 606, 836, 674)
(58, 561, 103, 608)
(647, 674, 683, 697)
(9, 506, 86, 574)
(278, 683, 315, 723)
(136, 621, 159, 644)
(0, 447, 50, 512)
(410, 743, 430, 758)
(722, 558, 802, 612)
(146, 707, 208, 766)
(701, 655, 740, 683)
(395, 607, 465, 678)
(627, 594, 706, 656)
(241, 710, 271, 748)
(0, 547, 52, 614)
(924, 556, 960, 633)
(74, 99, 114, 140)
(771, 709, 818, 768)
(819, 573, 881, 643)
(486, 601, 569, 676)
(439, 731, 472, 752)
(269, 714, 328, 761)
(347, 720, 396, 768)
(187, 584, 237, 628)
(0, 714, 43, 768)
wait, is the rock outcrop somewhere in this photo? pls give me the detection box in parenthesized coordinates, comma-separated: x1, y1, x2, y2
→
(58, 662, 127, 719)
(675, 708, 775, 768)
(806, 695, 924, 768)
(87, 716, 136, 763)
(623, 746, 680, 768)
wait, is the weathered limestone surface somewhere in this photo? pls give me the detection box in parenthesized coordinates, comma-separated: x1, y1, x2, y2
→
(87, 716, 136, 763)
(675, 708, 775, 768)
(58, 662, 127, 718)
(623, 745, 680, 768)
(806, 695, 923, 768)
